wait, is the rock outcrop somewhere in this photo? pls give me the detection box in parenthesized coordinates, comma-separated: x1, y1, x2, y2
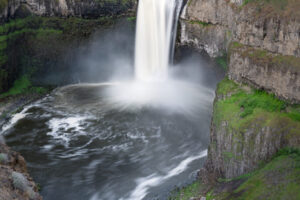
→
(0, 140, 42, 200)
(229, 42, 300, 103)
(181, 0, 300, 102)
(200, 79, 300, 181)
(180, 0, 300, 58)
(0, 0, 136, 22)
(179, 0, 300, 190)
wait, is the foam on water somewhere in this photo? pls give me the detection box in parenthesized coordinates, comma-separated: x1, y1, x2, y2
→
(47, 116, 90, 146)
(103, 80, 214, 115)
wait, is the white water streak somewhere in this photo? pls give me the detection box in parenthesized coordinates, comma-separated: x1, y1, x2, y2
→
(0, 105, 31, 134)
(124, 150, 207, 200)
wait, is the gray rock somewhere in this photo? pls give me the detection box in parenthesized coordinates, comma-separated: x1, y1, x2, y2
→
(12, 171, 29, 192)
(180, 0, 300, 58)
(0, 153, 8, 164)
(0, 0, 137, 22)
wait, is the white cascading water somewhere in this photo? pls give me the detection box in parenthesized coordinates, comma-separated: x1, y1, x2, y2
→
(102, 0, 214, 114)
(134, 0, 183, 81)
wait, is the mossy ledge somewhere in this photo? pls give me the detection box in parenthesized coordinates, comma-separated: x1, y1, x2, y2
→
(207, 77, 300, 179)
(169, 148, 300, 200)
(228, 42, 300, 103)
(169, 78, 300, 199)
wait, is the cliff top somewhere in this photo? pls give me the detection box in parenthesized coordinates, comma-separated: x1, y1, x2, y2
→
(241, 0, 300, 20)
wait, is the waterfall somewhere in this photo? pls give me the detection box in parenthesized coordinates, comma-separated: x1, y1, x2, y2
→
(134, 0, 183, 81)
(101, 0, 211, 114)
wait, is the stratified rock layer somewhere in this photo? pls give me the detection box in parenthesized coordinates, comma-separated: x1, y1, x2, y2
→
(181, 0, 300, 58)
(0, 0, 136, 21)
(199, 79, 300, 181)
(181, 0, 300, 102)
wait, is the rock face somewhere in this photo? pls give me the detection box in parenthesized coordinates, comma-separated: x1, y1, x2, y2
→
(199, 79, 300, 181)
(180, 0, 300, 58)
(181, 0, 300, 103)
(180, 0, 300, 186)
(229, 43, 300, 103)
(0, 0, 136, 22)
(0, 141, 42, 200)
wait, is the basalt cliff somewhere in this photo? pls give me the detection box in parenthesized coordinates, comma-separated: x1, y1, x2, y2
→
(173, 0, 300, 199)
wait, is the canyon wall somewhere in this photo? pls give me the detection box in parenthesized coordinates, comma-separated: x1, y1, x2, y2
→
(181, 0, 300, 103)
(181, 0, 300, 182)
(0, 0, 136, 22)
(0, 0, 136, 94)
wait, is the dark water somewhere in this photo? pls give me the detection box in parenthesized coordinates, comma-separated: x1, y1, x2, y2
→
(1, 50, 224, 200)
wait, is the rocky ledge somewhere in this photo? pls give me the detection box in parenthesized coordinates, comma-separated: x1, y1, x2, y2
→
(0, 0, 136, 22)
(0, 138, 42, 200)
(180, 0, 300, 102)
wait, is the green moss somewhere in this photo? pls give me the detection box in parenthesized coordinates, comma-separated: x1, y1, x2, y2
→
(230, 41, 244, 49)
(188, 20, 211, 27)
(213, 78, 300, 134)
(169, 181, 203, 200)
(234, 151, 300, 200)
(238, 90, 286, 118)
(127, 16, 136, 21)
(0, 75, 31, 97)
(216, 77, 240, 96)
(223, 151, 234, 162)
(0, 75, 49, 98)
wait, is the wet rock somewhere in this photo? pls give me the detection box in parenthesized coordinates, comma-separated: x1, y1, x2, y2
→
(12, 171, 29, 191)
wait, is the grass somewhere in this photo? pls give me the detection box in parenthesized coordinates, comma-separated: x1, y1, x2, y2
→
(233, 149, 300, 200)
(216, 77, 240, 96)
(238, 90, 286, 118)
(213, 78, 300, 132)
(169, 147, 300, 200)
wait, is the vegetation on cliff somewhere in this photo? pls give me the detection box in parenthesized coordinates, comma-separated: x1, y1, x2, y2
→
(170, 148, 300, 200)
(240, 0, 300, 20)
(229, 42, 300, 71)
(170, 77, 300, 199)
(214, 78, 300, 129)
(0, 15, 117, 95)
